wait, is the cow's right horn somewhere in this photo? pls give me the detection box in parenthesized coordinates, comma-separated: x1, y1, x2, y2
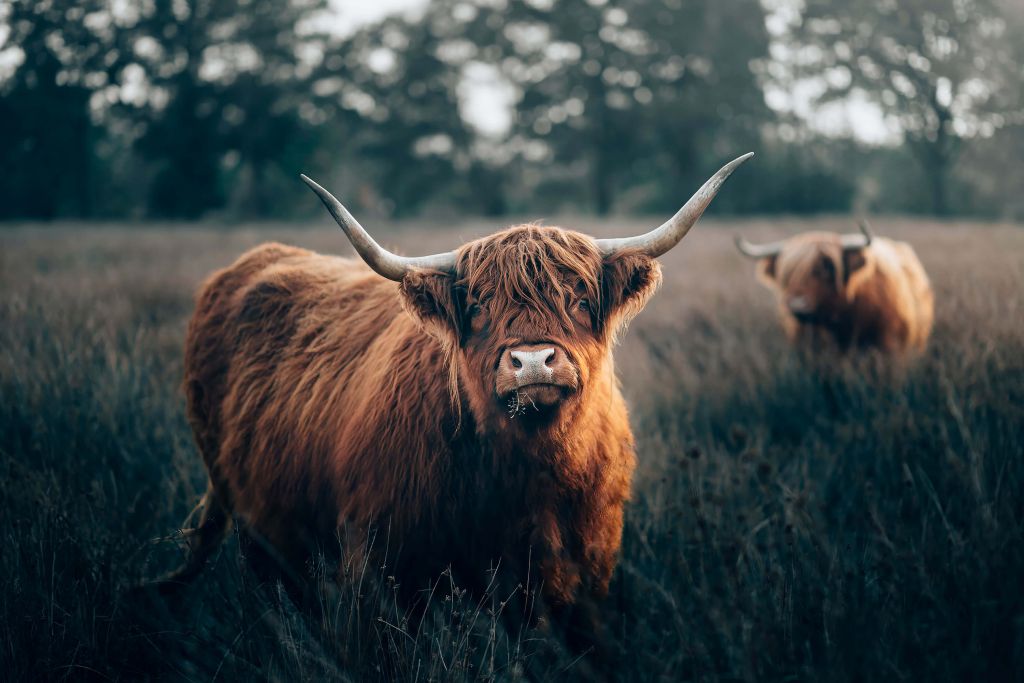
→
(301, 174, 457, 281)
(595, 152, 754, 258)
(841, 220, 873, 250)
(734, 235, 785, 259)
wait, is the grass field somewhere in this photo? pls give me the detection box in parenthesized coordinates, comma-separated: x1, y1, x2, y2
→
(2, 216, 1023, 681)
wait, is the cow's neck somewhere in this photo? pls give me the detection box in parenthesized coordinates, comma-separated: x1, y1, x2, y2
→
(458, 372, 620, 490)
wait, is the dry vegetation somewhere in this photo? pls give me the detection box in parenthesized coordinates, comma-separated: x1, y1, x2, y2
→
(1, 217, 1022, 681)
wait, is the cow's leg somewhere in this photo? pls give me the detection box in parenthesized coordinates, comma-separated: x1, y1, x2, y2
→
(153, 483, 231, 593)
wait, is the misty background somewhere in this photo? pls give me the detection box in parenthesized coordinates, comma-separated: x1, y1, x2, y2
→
(2, 0, 1022, 223)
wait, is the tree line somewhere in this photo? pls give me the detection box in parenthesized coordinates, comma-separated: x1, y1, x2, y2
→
(1, 0, 1021, 221)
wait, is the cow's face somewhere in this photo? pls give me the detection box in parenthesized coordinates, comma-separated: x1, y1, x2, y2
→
(756, 234, 869, 324)
(401, 225, 660, 434)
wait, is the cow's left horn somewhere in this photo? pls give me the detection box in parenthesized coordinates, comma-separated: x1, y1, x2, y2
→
(301, 174, 457, 280)
(734, 235, 785, 259)
(595, 152, 754, 258)
(841, 220, 873, 250)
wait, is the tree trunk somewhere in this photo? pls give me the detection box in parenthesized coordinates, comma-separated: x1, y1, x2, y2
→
(593, 150, 612, 216)
(924, 154, 949, 216)
(919, 102, 959, 216)
(910, 130, 957, 217)
(589, 73, 613, 216)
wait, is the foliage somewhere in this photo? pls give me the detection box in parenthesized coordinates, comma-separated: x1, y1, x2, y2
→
(0, 0, 1021, 219)
(0, 0, 112, 218)
(789, 0, 1024, 214)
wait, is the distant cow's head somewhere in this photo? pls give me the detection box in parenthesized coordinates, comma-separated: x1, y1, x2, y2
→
(735, 222, 875, 324)
(301, 154, 751, 434)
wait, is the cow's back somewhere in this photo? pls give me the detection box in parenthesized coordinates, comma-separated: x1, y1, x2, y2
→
(891, 240, 934, 351)
(184, 243, 303, 476)
(183, 242, 421, 559)
(853, 238, 934, 352)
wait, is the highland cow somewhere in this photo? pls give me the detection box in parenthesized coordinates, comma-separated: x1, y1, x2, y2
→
(161, 154, 752, 610)
(735, 222, 934, 353)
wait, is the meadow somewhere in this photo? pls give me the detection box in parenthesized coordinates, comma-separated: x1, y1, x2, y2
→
(1, 216, 1022, 681)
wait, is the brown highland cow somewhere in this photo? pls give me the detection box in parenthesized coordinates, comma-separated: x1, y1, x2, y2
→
(161, 154, 753, 611)
(735, 222, 934, 353)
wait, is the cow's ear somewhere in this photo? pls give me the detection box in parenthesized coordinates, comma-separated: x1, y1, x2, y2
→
(756, 255, 778, 285)
(843, 248, 868, 281)
(399, 270, 461, 344)
(600, 251, 662, 335)
(843, 247, 874, 300)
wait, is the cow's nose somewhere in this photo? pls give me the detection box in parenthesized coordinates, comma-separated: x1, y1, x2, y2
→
(510, 347, 554, 370)
(501, 344, 567, 385)
(788, 295, 812, 313)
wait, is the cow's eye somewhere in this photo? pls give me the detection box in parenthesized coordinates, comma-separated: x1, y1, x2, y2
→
(468, 301, 489, 319)
(577, 299, 590, 312)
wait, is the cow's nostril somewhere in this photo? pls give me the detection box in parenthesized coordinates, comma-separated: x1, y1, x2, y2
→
(511, 355, 522, 369)
(544, 351, 556, 366)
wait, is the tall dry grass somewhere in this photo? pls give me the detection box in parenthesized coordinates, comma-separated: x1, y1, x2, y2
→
(1, 217, 1022, 681)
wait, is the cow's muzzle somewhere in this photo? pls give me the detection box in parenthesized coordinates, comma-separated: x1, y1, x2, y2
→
(495, 343, 578, 410)
(788, 296, 820, 323)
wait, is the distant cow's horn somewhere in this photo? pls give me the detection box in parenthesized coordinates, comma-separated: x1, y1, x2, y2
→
(736, 219, 874, 259)
(595, 152, 754, 258)
(734, 235, 785, 259)
(300, 174, 457, 280)
(841, 220, 874, 250)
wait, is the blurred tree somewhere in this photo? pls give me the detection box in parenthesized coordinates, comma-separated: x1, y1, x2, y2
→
(320, 11, 476, 217)
(625, 0, 770, 213)
(792, 0, 1022, 215)
(478, 0, 770, 215)
(953, 0, 1024, 219)
(2, 0, 1018, 221)
(501, 0, 640, 215)
(129, 0, 330, 218)
(0, 0, 123, 219)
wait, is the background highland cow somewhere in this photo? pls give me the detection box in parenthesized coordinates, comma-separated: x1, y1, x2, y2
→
(736, 222, 935, 352)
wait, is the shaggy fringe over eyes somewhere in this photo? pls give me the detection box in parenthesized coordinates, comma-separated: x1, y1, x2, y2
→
(457, 225, 604, 334)
(776, 238, 876, 302)
(778, 240, 845, 293)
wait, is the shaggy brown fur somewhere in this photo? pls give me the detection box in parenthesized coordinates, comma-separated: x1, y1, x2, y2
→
(172, 225, 661, 610)
(752, 231, 934, 352)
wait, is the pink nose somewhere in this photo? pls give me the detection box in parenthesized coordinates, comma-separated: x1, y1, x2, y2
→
(499, 344, 570, 386)
(788, 295, 813, 314)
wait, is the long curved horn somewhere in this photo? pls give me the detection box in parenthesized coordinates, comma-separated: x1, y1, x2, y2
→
(841, 219, 873, 250)
(734, 234, 785, 259)
(595, 152, 754, 257)
(300, 174, 457, 280)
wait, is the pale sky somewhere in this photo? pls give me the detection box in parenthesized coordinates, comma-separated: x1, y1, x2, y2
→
(325, 0, 894, 144)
